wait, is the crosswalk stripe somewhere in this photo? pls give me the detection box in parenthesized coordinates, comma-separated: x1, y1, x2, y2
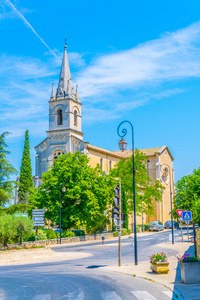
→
(101, 291, 122, 300)
(162, 291, 173, 298)
(32, 295, 51, 300)
(131, 291, 157, 300)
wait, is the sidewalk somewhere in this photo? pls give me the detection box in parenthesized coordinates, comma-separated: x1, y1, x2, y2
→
(102, 241, 200, 300)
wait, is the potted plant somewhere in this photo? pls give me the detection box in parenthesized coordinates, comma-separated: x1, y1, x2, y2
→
(177, 254, 200, 284)
(149, 252, 169, 274)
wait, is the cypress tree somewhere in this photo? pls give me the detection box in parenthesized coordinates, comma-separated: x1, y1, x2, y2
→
(18, 130, 33, 203)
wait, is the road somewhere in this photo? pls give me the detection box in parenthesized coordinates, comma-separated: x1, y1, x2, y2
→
(0, 230, 180, 300)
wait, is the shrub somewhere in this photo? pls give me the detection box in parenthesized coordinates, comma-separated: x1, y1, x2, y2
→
(113, 231, 118, 237)
(61, 231, 75, 238)
(127, 229, 132, 235)
(74, 230, 85, 236)
(121, 228, 127, 236)
(27, 229, 47, 241)
(45, 229, 57, 240)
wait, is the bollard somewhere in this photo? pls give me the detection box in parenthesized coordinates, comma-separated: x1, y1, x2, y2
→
(101, 236, 105, 246)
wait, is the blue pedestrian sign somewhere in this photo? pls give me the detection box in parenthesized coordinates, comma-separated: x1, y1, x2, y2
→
(182, 211, 192, 221)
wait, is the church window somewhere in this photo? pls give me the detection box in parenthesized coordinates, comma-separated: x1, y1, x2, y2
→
(57, 109, 63, 125)
(74, 110, 78, 126)
(100, 158, 103, 170)
(53, 150, 64, 160)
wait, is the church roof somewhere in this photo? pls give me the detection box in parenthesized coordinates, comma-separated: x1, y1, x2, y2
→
(113, 145, 174, 160)
(86, 144, 123, 158)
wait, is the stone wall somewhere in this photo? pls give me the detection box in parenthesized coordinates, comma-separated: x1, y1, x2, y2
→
(2, 232, 114, 249)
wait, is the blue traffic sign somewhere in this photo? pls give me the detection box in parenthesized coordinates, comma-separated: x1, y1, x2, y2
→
(182, 211, 192, 221)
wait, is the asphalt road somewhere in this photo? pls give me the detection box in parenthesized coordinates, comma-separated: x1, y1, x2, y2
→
(0, 230, 180, 300)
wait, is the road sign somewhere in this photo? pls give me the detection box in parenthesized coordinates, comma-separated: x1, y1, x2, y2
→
(182, 211, 192, 221)
(176, 209, 183, 218)
(32, 209, 45, 227)
(14, 213, 28, 218)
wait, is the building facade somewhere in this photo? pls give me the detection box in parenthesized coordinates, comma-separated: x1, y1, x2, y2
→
(32, 45, 174, 225)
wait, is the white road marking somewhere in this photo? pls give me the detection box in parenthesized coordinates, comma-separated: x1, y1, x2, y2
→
(32, 295, 51, 300)
(131, 291, 157, 300)
(101, 291, 122, 299)
(163, 290, 174, 298)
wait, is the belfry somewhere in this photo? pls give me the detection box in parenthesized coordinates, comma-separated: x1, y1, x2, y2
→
(34, 45, 88, 186)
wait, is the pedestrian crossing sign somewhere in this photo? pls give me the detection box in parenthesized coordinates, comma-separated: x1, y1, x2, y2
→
(182, 211, 192, 221)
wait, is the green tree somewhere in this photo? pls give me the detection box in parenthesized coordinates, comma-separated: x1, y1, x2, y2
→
(18, 130, 33, 203)
(0, 214, 33, 247)
(0, 132, 16, 207)
(15, 216, 33, 244)
(111, 150, 163, 218)
(174, 168, 200, 223)
(28, 152, 116, 232)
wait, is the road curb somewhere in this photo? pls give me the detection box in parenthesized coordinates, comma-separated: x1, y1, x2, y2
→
(103, 269, 185, 300)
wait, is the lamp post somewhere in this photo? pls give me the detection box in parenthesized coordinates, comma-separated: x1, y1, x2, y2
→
(117, 120, 138, 265)
(160, 164, 174, 245)
(59, 185, 66, 244)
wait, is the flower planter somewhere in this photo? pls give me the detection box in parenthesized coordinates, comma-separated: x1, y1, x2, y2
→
(150, 262, 169, 274)
(180, 262, 200, 284)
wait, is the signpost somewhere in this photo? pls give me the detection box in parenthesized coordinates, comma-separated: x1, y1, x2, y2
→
(176, 209, 184, 242)
(182, 211, 192, 243)
(32, 209, 45, 241)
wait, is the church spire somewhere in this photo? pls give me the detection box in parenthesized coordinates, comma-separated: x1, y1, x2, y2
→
(50, 83, 55, 100)
(56, 44, 72, 98)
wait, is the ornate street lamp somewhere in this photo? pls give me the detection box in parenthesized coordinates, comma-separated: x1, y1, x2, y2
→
(118, 138, 127, 152)
(117, 120, 138, 265)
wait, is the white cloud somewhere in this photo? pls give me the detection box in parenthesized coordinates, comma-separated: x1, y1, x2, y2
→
(1, 21, 200, 135)
(76, 22, 200, 99)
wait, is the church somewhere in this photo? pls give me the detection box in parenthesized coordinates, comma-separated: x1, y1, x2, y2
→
(33, 45, 175, 228)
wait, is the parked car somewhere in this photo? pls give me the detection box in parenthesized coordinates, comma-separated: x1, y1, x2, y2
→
(149, 221, 164, 231)
(164, 221, 179, 229)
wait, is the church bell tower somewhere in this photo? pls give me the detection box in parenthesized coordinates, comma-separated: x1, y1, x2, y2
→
(34, 44, 87, 180)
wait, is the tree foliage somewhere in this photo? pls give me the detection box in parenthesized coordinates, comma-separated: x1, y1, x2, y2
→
(0, 132, 16, 206)
(28, 152, 116, 232)
(174, 168, 200, 223)
(0, 214, 33, 247)
(19, 130, 33, 203)
(111, 150, 163, 217)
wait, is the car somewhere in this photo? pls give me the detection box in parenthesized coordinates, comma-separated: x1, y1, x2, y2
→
(164, 221, 179, 229)
(149, 221, 164, 231)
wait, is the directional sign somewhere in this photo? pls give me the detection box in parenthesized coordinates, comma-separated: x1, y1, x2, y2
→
(32, 209, 45, 227)
(182, 211, 192, 221)
(176, 209, 183, 218)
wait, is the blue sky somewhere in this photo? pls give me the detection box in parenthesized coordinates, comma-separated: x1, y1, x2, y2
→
(1, 0, 200, 183)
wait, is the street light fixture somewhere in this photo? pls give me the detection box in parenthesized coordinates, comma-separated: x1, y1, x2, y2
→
(117, 120, 138, 265)
(160, 164, 174, 245)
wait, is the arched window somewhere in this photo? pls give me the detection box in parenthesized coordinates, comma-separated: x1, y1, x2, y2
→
(100, 158, 103, 170)
(74, 110, 78, 126)
(53, 150, 64, 160)
(57, 109, 62, 125)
